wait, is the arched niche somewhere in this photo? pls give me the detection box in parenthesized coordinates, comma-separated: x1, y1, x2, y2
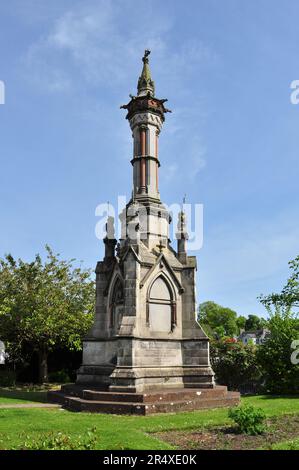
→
(147, 275, 176, 333)
(109, 277, 124, 332)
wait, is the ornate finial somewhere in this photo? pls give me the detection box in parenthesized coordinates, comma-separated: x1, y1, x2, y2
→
(106, 215, 115, 240)
(177, 210, 186, 234)
(143, 49, 151, 62)
(137, 50, 155, 97)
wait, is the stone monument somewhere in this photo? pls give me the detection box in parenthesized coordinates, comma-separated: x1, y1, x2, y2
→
(49, 51, 240, 413)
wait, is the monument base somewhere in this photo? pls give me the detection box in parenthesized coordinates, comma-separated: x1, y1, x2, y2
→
(75, 337, 216, 393)
(48, 384, 240, 415)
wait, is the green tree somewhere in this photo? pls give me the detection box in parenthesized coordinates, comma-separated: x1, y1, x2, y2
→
(0, 246, 95, 383)
(256, 307, 299, 393)
(245, 314, 264, 331)
(258, 256, 299, 393)
(236, 315, 247, 331)
(259, 255, 299, 311)
(198, 301, 238, 338)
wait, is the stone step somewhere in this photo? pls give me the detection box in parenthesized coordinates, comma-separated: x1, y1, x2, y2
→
(82, 386, 227, 404)
(60, 383, 107, 397)
(82, 390, 144, 403)
(64, 392, 239, 415)
(47, 391, 66, 404)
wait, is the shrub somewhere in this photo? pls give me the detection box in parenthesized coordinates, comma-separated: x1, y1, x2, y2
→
(48, 370, 71, 384)
(256, 309, 299, 394)
(19, 427, 98, 450)
(0, 369, 16, 387)
(228, 405, 266, 435)
(258, 255, 299, 394)
(210, 339, 262, 391)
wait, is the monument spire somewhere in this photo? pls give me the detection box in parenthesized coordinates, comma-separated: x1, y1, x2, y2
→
(120, 51, 170, 205)
(137, 49, 155, 97)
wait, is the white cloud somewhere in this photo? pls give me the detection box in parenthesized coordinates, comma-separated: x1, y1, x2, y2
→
(23, 1, 170, 92)
(22, 0, 215, 95)
(21, 1, 214, 184)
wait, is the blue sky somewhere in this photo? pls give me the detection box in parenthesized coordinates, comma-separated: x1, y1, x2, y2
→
(0, 0, 298, 317)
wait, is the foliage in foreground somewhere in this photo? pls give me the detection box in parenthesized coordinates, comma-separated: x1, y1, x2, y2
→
(228, 405, 266, 435)
(270, 438, 299, 450)
(18, 427, 98, 450)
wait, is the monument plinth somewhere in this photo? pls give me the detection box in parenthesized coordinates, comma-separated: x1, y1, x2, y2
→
(49, 51, 240, 413)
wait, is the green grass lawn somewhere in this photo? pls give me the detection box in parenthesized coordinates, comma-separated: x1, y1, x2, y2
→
(0, 394, 299, 449)
(270, 438, 299, 450)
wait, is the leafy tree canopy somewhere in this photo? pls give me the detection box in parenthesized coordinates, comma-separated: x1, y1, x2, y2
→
(258, 255, 299, 393)
(259, 255, 299, 313)
(236, 315, 247, 330)
(198, 301, 239, 337)
(245, 314, 266, 331)
(198, 302, 266, 339)
(0, 246, 95, 382)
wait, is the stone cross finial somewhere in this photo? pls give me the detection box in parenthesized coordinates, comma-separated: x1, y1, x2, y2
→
(157, 240, 164, 252)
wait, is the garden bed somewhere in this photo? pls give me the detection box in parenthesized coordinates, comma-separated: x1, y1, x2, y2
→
(156, 413, 299, 450)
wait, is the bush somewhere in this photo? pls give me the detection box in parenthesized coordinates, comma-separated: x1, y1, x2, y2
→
(19, 427, 98, 450)
(48, 370, 71, 384)
(210, 339, 262, 391)
(256, 309, 299, 394)
(0, 369, 16, 387)
(228, 405, 266, 435)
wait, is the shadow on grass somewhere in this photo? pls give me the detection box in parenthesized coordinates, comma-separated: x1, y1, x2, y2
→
(258, 394, 299, 400)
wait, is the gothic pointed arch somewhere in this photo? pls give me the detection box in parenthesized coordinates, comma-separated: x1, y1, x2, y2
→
(108, 274, 124, 332)
(146, 273, 177, 332)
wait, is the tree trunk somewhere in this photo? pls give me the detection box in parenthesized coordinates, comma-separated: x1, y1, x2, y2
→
(38, 348, 48, 383)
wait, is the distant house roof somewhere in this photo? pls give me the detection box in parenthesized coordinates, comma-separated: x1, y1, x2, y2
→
(239, 328, 270, 337)
(238, 328, 270, 344)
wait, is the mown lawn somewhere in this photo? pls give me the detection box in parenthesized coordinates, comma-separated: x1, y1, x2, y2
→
(0, 395, 298, 450)
(270, 438, 299, 450)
